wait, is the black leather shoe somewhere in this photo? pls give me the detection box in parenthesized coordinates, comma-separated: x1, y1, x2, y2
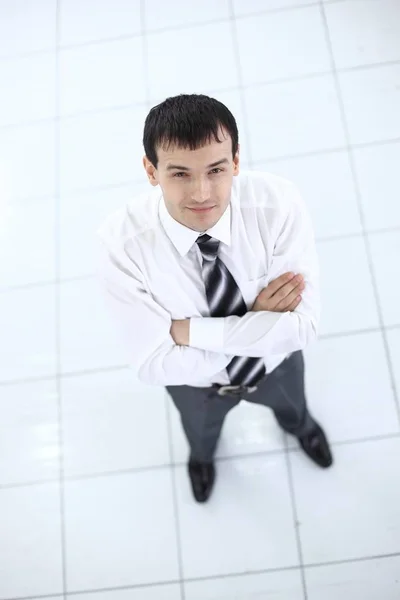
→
(188, 460, 215, 503)
(298, 424, 333, 468)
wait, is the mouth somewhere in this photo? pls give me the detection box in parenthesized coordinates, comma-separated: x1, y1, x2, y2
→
(188, 206, 215, 213)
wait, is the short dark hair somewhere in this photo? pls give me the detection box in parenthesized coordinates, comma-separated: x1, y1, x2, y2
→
(143, 94, 239, 168)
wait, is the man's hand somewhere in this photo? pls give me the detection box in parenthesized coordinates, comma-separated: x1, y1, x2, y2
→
(252, 272, 305, 313)
(170, 272, 304, 345)
(170, 319, 190, 346)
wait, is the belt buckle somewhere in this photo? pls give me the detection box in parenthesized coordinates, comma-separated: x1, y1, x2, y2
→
(216, 385, 242, 396)
(216, 385, 257, 397)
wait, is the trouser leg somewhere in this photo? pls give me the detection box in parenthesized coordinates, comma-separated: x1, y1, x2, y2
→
(243, 351, 317, 438)
(166, 384, 241, 462)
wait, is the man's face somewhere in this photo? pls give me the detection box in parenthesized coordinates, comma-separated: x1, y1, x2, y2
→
(143, 131, 240, 232)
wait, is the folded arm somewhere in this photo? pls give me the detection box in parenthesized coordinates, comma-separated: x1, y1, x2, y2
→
(97, 240, 233, 386)
(188, 184, 320, 358)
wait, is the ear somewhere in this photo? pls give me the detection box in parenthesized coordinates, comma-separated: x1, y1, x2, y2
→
(233, 144, 240, 176)
(143, 156, 159, 186)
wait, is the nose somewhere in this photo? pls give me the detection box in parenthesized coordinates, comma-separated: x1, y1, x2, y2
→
(190, 177, 211, 203)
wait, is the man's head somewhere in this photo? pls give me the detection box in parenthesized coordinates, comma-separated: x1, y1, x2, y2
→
(143, 94, 240, 233)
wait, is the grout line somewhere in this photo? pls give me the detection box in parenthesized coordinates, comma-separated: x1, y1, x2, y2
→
(0, 273, 96, 294)
(0, 477, 62, 491)
(230, 1, 322, 21)
(0, 177, 146, 208)
(0, 364, 130, 388)
(141, 4, 184, 598)
(165, 398, 186, 600)
(2, 431, 399, 491)
(0, 0, 324, 67)
(304, 550, 400, 570)
(229, 0, 254, 166)
(2, 226, 400, 294)
(2, 322, 400, 388)
(1, 135, 400, 207)
(3, 0, 397, 65)
(316, 227, 400, 243)
(182, 550, 400, 582)
(2, 551, 400, 600)
(3, 58, 400, 132)
(307, 431, 400, 449)
(2, 320, 400, 389)
(336, 57, 400, 75)
(282, 431, 308, 599)
(318, 324, 400, 340)
(319, 2, 400, 428)
(1, 594, 65, 600)
(140, 0, 151, 112)
(55, 3, 68, 598)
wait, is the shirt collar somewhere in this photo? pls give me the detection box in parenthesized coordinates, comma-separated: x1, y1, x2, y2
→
(159, 196, 232, 257)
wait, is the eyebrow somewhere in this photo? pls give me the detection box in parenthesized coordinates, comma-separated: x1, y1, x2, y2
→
(166, 158, 230, 171)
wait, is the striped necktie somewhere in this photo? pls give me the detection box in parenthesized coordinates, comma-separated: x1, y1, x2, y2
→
(196, 234, 266, 387)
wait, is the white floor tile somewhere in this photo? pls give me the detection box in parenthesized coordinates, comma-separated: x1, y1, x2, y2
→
(1, 3, 400, 598)
(0, 286, 56, 382)
(303, 332, 399, 443)
(368, 231, 400, 327)
(0, 196, 55, 288)
(145, 0, 230, 31)
(325, 0, 400, 69)
(233, 0, 318, 15)
(59, 38, 145, 116)
(147, 22, 238, 102)
(0, 483, 63, 598)
(245, 75, 346, 162)
(59, 0, 142, 46)
(263, 151, 362, 239)
(0, 379, 59, 486)
(237, 7, 330, 86)
(59, 182, 146, 279)
(168, 396, 285, 464)
(62, 369, 170, 477)
(339, 64, 400, 145)
(185, 569, 303, 600)
(59, 106, 147, 195)
(0, 0, 56, 58)
(317, 236, 380, 335)
(291, 437, 400, 563)
(64, 470, 180, 590)
(387, 329, 400, 413)
(71, 585, 181, 600)
(175, 454, 299, 579)
(306, 556, 400, 600)
(59, 278, 128, 373)
(0, 52, 56, 127)
(354, 142, 400, 231)
(0, 121, 56, 200)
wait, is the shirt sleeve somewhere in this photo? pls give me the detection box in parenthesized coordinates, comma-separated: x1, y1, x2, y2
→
(97, 237, 233, 386)
(189, 183, 320, 357)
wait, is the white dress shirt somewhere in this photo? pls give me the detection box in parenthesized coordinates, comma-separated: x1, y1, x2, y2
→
(97, 170, 320, 387)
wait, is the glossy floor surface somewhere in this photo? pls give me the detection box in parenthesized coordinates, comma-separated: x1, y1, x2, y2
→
(1, 1, 400, 599)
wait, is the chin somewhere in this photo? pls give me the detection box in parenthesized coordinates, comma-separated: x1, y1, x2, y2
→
(194, 217, 217, 231)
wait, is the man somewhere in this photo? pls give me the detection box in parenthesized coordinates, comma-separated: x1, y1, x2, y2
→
(97, 94, 333, 504)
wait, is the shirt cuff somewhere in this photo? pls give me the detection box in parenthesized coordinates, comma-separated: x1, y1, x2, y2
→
(189, 317, 225, 352)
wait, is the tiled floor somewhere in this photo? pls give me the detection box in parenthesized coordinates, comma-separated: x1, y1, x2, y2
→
(1, 0, 400, 599)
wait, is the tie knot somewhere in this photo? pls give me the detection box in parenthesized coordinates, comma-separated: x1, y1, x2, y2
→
(196, 234, 220, 261)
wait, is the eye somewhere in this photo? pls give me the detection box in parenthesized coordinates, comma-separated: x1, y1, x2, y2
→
(173, 172, 186, 178)
(210, 168, 223, 174)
